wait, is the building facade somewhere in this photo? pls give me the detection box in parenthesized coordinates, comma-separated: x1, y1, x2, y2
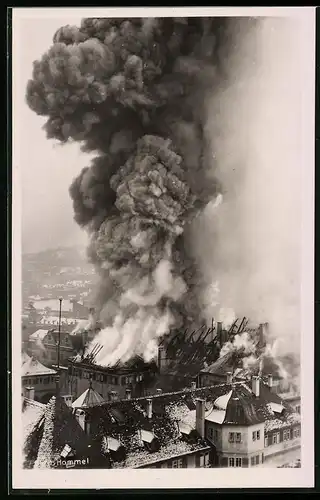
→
(66, 357, 158, 401)
(21, 355, 57, 403)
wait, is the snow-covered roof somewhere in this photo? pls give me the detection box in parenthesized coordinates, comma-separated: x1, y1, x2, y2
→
(72, 387, 105, 409)
(205, 409, 226, 424)
(29, 329, 49, 341)
(105, 436, 121, 452)
(33, 299, 73, 312)
(40, 316, 79, 326)
(214, 390, 232, 410)
(21, 357, 57, 377)
(268, 402, 285, 415)
(140, 429, 156, 443)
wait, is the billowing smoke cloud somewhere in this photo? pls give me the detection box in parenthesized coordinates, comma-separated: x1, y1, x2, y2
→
(194, 16, 303, 363)
(26, 16, 262, 365)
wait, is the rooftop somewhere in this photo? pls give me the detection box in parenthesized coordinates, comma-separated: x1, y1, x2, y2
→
(32, 299, 74, 312)
(23, 378, 300, 470)
(29, 329, 50, 342)
(82, 380, 299, 468)
(72, 386, 105, 409)
(21, 357, 57, 377)
(24, 396, 108, 469)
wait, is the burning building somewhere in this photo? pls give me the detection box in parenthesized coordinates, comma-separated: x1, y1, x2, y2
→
(25, 16, 264, 370)
(66, 344, 158, 401)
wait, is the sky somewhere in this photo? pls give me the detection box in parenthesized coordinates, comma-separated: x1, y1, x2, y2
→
(13, 15, 93, 254)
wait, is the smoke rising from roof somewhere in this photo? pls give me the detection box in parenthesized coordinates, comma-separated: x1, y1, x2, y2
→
(195, 17, 302, 360)
(26, 17, 262, 365)
(25, 16, 302, 369)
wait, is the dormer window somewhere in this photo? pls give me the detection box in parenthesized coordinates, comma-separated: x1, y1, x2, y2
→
(139, 430, 160, 452)
(60, 444, 75, 459)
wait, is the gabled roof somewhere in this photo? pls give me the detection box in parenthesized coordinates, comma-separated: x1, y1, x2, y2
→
(22, 398, 46, 442)
(78, 379, 300, 468)
(84, 378, 299, 448)
(72, 386, 105, 409)
(21, 357, 57, 377)
(33, 396, 96, 469)
(29, 329, 49, 342)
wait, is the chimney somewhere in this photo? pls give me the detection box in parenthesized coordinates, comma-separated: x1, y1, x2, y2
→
(62, 394, 73, 407)
(125, 388, 132, 400)
(226, 372, 233, 384)
(146, 398, 153, 419)
(157, 345, 165, 374)
(55, 374, 60, 397)
(156, 388, 162, 395)
(267, 374, 273, 389)
(195, 399, 205, 438)
(258, 323, 269, 346)
(217, 321, 223, 344)
(24, 386, 35, 400)
(252, 376, 260, 397)
(191, 381, 197, 390)
(109, 390, 118, 402)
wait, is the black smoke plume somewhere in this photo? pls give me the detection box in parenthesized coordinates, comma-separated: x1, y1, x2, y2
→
(26, 17, 260, 365)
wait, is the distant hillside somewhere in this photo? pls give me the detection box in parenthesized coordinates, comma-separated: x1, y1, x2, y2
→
(23, 245, 90, 268)
(22, 245, 97, 306)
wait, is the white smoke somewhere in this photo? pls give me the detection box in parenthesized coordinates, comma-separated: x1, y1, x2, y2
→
(87, 254, 186, 366)
(196, 17, 303, 361)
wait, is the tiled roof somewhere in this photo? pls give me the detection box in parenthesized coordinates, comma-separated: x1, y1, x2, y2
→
(22, 398, 46, 441)
(23, 379, 300, 469)
(80, 379, 299, 468)
(21, 357, 57, 377)
(72, 387, 105, 408)
(31, 396, 105, 469)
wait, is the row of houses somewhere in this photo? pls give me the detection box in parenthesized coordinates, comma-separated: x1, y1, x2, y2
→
(22, 375, 301, 470)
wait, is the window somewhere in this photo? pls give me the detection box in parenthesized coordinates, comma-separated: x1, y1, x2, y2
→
(214, 429, 219, 441)
(228, 457, 242, 468)
(272, 432, 280, 444)
(235, 433, 241, 443)
(229, 432, 235, 443)
(293, 427, 300, 438)
(209, 428, 213, 439)
(283, 430, 291, 441)
(252, 430, 260, 441)
(295, 405, 301, 414)
(264, 436, 268, 448)
(250, 455, 260, 466)
(172, 459, 183, 468)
